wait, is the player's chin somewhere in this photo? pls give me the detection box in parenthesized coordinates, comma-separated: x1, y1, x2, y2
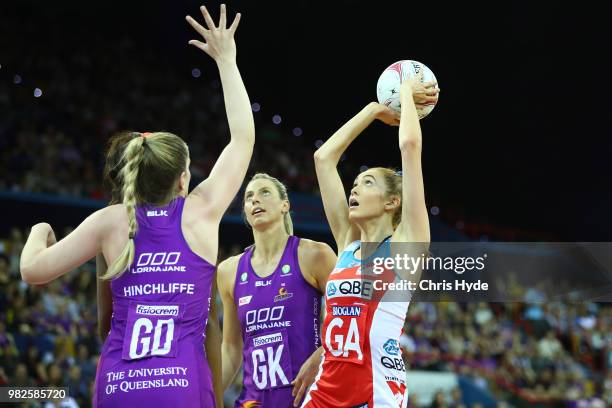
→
(348, 208, 363, 222)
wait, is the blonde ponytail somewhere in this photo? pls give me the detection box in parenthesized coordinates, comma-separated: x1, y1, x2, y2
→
(101, 137, 146, 280)
(283, 212, 294, 236)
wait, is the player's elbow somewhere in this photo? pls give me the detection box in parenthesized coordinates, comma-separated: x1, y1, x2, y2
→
(20, 263, 33, 283)
(399, 136, 422, 153)
(313, 149, 325, 163)
(20, 261, 45, 285)
(313, 149, 334, 166)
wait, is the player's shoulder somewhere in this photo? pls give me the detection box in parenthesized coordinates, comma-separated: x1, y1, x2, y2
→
(297, 238, 337, 269)
(217, 253, 245, 282)
(99, 203, 127, 218)
(297, 238, 334, 256)
(92, 204, 128, 232)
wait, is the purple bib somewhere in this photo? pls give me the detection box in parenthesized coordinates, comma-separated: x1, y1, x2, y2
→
(94, 197, 216, 408)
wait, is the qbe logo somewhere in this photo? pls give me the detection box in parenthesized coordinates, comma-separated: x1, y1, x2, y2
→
(326, 279, 373, 300)
(380, 356, 406, 372)
(132, 252, 186, 273)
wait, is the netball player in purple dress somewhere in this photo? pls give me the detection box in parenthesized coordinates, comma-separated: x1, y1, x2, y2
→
(95, 132, 222, 403)
(21, 5, 251, 407)
(217, 173, 337, 407)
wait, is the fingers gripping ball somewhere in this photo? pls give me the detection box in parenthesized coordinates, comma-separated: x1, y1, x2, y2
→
(376, 60, 439, 119)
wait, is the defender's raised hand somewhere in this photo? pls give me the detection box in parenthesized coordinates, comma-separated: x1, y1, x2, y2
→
(186, 4, 241, 63)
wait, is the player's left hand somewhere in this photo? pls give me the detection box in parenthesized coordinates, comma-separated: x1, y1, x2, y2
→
(186, 4, 241, 64)
(291, 349, 322, 407)
(400, 68, 440, 107)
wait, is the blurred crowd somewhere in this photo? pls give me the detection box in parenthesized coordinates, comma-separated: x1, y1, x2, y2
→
(0, 31, 336, 201)
(0, 16, 548, 241)
(1, 227, 611, 407)
(402, 302, 611, 407)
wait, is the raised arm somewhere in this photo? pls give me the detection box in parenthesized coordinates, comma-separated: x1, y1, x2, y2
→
(216, 256, 244, 391)
(393, 74, 439, 243)
(186, 5, 255, 220)
(314, 103, 399, 251)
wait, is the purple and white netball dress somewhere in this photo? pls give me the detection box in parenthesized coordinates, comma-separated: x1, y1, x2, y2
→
(94, 197, 216, 407)
(233, 236, 321, 408)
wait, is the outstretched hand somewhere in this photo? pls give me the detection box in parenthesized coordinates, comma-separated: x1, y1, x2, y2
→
(186, 4, 241, 63)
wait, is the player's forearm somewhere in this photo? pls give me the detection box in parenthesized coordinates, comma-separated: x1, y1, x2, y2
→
(398, 92, 422, 151)
(312, 346, 324, 361)
(221, 342, 243, 391)
(217, 60, 255, 147)
(314, 103, 379, 165)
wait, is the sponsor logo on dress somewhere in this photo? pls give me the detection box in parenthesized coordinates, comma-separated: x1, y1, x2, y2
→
(240, 401, 261, 408)
(239, 295, 252, 307)
(381, 356, 406, 372)
(383, 339, 400, 356)
(135, 304, 179, 316)
(240, 272, 248, 284)
(331, 305, 362, 316)
(132, 252, 185, 274)
(281, 264, 291, 275)
(255, 280, 272, 287)
(325, 279, 373, 300)
(146, 210, 168, 217)
(252, 332, 283, 347)
(274, 287, 293, 302)
(326, 282, 337, 297)
(386, 380, 407, 406)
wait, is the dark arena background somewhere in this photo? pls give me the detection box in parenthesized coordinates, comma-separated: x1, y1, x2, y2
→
(1, 1, 610, 407)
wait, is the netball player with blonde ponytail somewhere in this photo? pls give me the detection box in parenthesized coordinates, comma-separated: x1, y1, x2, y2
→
(217, 173, 336, 408)
(20, 5, 251, 407)
(301, 73, 439, 407)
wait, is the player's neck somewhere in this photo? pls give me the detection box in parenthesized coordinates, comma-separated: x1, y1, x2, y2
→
(252, 222, 290, 263)
(357, 218, 393, 244)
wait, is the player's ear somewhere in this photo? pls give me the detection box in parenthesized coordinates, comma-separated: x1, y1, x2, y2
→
(384, 195, 400, 211)
(178, 171, 188, 195)
(281, 199, 290, 215)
